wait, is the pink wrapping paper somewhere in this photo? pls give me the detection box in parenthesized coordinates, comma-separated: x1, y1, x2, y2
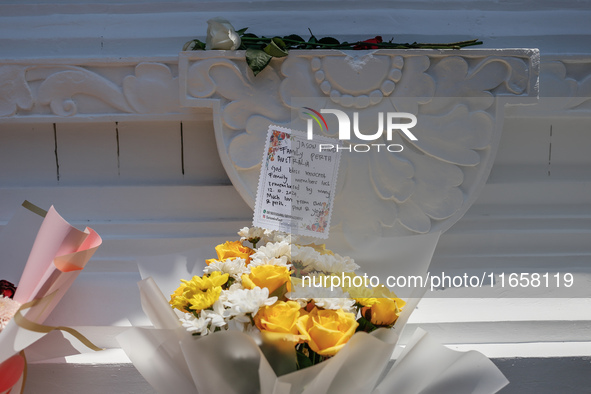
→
(0, 204, 103, 366)
(0, 354, 25, 394)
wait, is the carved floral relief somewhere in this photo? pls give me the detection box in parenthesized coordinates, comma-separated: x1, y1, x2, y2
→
(5, 52, 583, 245)
(0, 65, 33, 117)
(0, 62, 181, 117)
(180, 50, 540, 242)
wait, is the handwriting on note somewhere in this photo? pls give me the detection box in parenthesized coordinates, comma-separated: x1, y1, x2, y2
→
(253, 126, 341, 239)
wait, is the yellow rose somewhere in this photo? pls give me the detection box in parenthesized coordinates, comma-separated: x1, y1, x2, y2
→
(296, 307, 358, 357)
(254, 301, 303, 342)
(241, 265, 292, 295)
(206, 240, 253, 265)
(361, 297, 405, 327)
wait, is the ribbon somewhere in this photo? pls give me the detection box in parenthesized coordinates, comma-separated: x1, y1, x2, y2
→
(13, 294, 103, 352)
(21, 200, 47, 218)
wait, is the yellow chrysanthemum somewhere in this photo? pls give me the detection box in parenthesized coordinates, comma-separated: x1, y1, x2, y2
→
(340, 273, 373, 299)
(170, 271, 229, 312)
(355, 297, 380, 307)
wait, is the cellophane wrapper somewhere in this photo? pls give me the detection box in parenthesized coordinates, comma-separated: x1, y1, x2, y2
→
(118, 248, 508, 394)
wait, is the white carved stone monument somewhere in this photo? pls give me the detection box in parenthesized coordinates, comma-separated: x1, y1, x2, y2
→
(179, 49, 539, 300)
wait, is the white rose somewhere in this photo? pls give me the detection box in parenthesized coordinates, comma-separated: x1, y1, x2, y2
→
(206, 18, 241, 50)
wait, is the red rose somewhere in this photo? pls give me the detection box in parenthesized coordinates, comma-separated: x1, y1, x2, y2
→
(0, 280, 16, 299)
(353, 36, 383, 50)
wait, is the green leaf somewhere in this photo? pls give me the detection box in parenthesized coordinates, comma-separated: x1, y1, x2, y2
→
(241, 33, 259, 39)
(284, 34, 304, 42)
(245, 48, 273, 76)
(182, 39, 205, 51)
(264, 37, 289, 58)
(363, 307, 372, 321)
(269, 281, 288, 299)
(275, 37, 287, 49)
(356, 316, 378, 333)
(240, 33, 268, 50)
(296, 350, 313, 370)
(319, 37, 340, 46)
(235, 27, 249, 35)
(224, 276, 236, 289)
(283, 34, 305, 48)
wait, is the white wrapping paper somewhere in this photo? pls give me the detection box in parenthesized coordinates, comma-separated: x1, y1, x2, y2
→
(118, 276, 509, 394)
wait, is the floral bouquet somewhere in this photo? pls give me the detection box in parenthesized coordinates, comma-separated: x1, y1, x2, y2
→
(0, 202, 103, 393)
(119, 227, 509, 394)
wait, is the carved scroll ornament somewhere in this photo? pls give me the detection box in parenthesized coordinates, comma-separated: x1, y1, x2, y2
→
(0, 62, 181, 118)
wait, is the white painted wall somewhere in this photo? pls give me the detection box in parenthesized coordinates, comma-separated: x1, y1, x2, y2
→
(1, 1, 591, 58)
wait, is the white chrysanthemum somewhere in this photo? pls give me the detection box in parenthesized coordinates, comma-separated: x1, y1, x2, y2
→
(313, 253, 359, 274)
(179, 300, 227, 336)
(249, 241, 292, 268)
(217, 283, 242, 306)
(203, 257, 249, 280)
(287, 282, 356, 314)
(226, 318, 247, 332)
(242, 228, 276, 245)
(238, 227, 265, 244)
(249, 255, 290, 268)
(284, 294, 310, 309)
(291, 245, 359, 274)
(228, 282, 245, 291)
(180, 313, 208, 334)
(201, 309, 226, 329)
(223, 287, 277, 319)
(247, 228, 297, 245)
(253, 241, 291, 259)
(291, 245, 323, 271)
(286, 279, 320, 307)
(269, 231, 298, 244)
(312, 297, 357, 314)
(238, 226, 296, 247)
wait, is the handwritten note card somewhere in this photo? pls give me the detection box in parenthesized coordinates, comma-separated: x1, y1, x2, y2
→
(253, 125, 341, 239)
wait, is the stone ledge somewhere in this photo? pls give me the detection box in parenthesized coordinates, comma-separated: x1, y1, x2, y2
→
(23, 345, 591, 394)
